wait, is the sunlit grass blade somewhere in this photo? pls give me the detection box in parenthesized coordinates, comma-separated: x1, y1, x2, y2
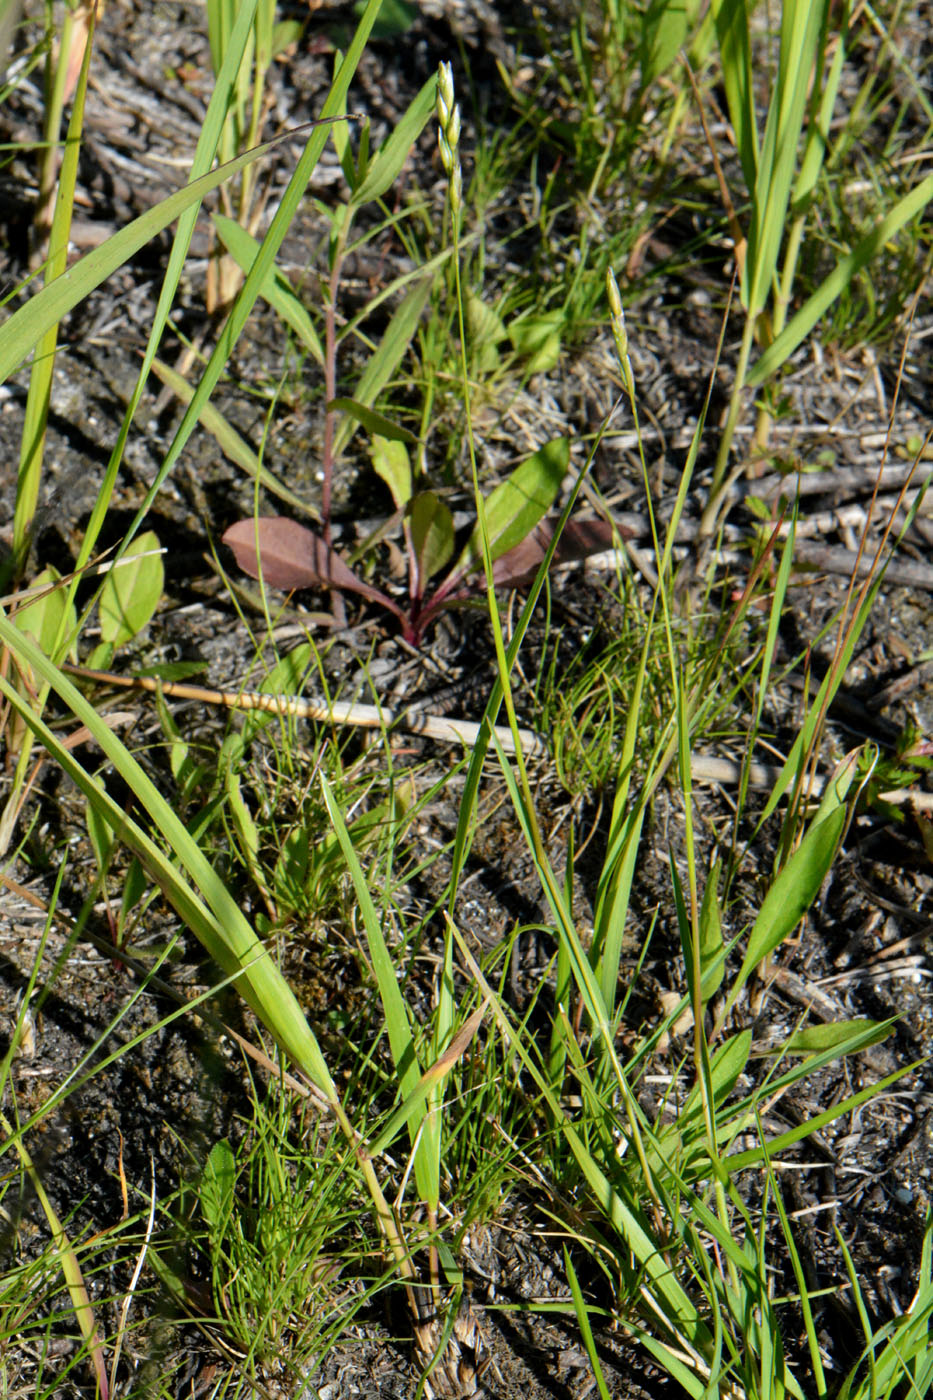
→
(0, 129, 293, 387)
(12, 0, 96, 559)
(318, 773, 433, 1197)
(451, 922, 713, 1368)
(749, 169, 933, 385)
(0, 615, 339, 1101)
(148, 355, 321, 517)
(332, 276, 434, 460)
(564, 1247, 612, 1400)
(211, 212, 325, 363)
(0, 1107, 109, 1399)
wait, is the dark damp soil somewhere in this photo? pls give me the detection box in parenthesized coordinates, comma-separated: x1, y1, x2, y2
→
(1, 2, 933, 1397)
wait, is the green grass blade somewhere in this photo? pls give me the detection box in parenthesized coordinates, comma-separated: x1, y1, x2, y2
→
(0, 1108, 109, 1399)
(720, 804, 846, 1023)
(332, 275, 434, 459)
(318, 775, 434, 1200)
(0, 131, 286, 386)
(710, 0, 758, 192)
(148, 355, 320, 516)
(744, 0, 824, 319)
(563, 1247, 612, 1400)
(749, 170, 933, 385)
(103, 0, 386, 566)
(212, 211, 325, 363)
(12, 1, 96, 555)
(0, 618, 339, 1102)
(351, 73, 437, 206)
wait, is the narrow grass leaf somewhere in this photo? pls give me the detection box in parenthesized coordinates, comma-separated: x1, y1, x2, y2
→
(0, 133, 304, 386)
(75, 0, 384, 587)
(766, 1142, 828, 1398)
(725, 805, 846, 1016)
(12, 0, 97, 554)
(452, 924, 711, 1358)
(744, 0, 824, 319)
(564, 1247, 612, 1400)
(24, 1137, 109, 1398)
(710, 0, 758, 192)
(749, 170, 933, 385)
(148, 356, 319, 516)
(0, 618, 340, 1101)
(366, 1005, 485, 1159)
(698, 861, 725, 1000)
(725, 1053, 917, 1172)
(332, 276, 434, 459)
(351, 73, 437, 206)
(212, 211, 325, 363)
(758, 1019, 890, 1058)
(333, 400, 418, 443)
(319, 775, 434, 1198)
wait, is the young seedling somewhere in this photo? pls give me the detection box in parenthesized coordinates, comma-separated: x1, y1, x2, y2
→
(223, 437, 578, 645)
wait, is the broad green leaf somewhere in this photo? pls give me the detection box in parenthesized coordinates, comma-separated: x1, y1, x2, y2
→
(200, 1139, 236, 1235)
(730, 805, 846, 1007)
(410, 491, 454, 585)
(369, 434, 412, 510)
(272, 18, 303, 55)
(353, 0, 419, 41)
(352, 73, 436, 205)
(240, 641, 315, 743)
(447, 437, 569, 585)
(12, 566, 77, 658)
(508, 312, 563, 373)
(467, 291, 506, 372)
(466, 291, 507, 346)
(98, 529, 163, 646)
(211, 213, 325, 364)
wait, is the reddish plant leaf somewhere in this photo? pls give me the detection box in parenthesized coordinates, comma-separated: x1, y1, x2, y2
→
(222, 517, 392, 608)
(492, 516, 623, 588)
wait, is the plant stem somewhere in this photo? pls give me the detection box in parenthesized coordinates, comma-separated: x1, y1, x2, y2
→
(701, 310, 756, 535)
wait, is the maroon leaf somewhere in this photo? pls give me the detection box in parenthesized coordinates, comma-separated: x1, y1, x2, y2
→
(222, 517, 392, 608)
(491, 516, 624, 588)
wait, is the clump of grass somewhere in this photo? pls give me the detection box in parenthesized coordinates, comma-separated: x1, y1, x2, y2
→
(1, 1, 931, 1397)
